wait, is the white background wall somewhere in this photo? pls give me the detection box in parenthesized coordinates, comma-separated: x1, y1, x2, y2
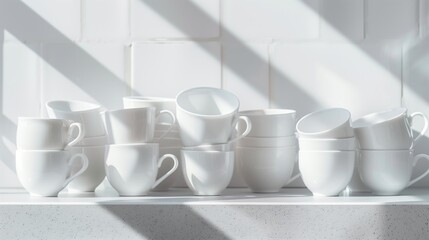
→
(1, 0, 429, 187)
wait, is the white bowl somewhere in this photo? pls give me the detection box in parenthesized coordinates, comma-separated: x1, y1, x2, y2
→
(238, 109, 296, 137)
(299, 150, 355, 196)
(236, 146, 298, 193)
(298, 137, 356, 151)
(296, 108, 353, 139)
(238, 135, 297, 148)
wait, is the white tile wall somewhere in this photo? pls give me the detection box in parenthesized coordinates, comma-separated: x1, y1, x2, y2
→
(222, 0, 319, 40)
(0, 0, 426, 187)
(366, 0, 419, 40)
(82, 0, 129, 42)
(3, 0, 81, 42)
(131, 42, 221, 97)
(131, 0, 220, 39)
(271, 42, 402, 119)
(320, 0, 364, 41)
(222, 43, 270, 110)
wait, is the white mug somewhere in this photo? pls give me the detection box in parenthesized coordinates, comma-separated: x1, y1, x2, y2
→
(68, 145, 106, 192)
(105, 107, 176, 144)
(105, 143, 179, 196)
(237, 146, 300, 193)
(238, 109, 296, 137)
(357, 150, 429, 195)
(298, 137, 356, 151)
(353, 108, 428, 150)
(296, 108, 354, 139)
(123, 96, 176, 124)
(46, 100, 106, 138)
(237, 135, 297, 148)
(16, 150, 89, 197)
(182, 142, 232, 152)
(181, 150, 234, 195)
(299, 150, 355, 196)
(17, 118, 85, 150)
(153, 147, 184, 191)
(176, 87, 252, 146)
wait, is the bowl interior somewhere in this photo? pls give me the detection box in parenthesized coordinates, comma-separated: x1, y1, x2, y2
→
(297, 108, 350, 134)
(47, 100, 100, 112)
(177, 88, 239, 115)
(352, 108, 406, 128)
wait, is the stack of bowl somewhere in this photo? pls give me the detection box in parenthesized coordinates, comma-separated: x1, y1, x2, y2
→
(46, 100, 107, 192)
(296, 108, 355, 197)
(353, 108, 429, 195)
(123, 97, 184, 190)
(236, 109, 299, 193)
(176, 87, 252, 196)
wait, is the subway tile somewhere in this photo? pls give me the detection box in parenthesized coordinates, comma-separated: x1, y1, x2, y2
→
(41, 43, 129, 115)
(320, 0, 364, 41)
(366, 0, 419, 40)
(222, 0, 319, 40)
(403, 38, 429, 186)
(82, 0, 129, 42)
(131, 42, 221, 97)
(270, 42, 402, 119)
(3, 0, 81, 42)
(1, 41, 42, 187)
(422, 0, 429, 37)
(222, 43, 269, 110)
(131, 0, 219, 39)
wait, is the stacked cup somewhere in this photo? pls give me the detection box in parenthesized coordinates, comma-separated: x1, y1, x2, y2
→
(16, 117, 88, 197)
(176, 87, 252, 196)
(297, 108, 355, 197)
(104, 106, 179, 196)
(123, 97, 184, 190)
(353, 108, 429, 195)
(46, 100, 107, 192)
(236, 109, 300, 193)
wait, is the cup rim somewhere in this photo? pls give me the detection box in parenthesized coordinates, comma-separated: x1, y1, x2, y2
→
(299, 150, 356, 153)
(357, 149, 414, 153)
(236, 145, 298, 150)
(241, 135, 297, 141)
(46, 100, 102, 113)
(181, 150, 234, 154)
(16, 149, 68, 153)
(298, 137, 355, 142)
(352, 108, 407, 129)
(18, 117, 71, 122)
(107, 106, 156, 114)
(239, 108, 296, 117)
(123, 96, 175, 103)
(296, 108, 351, 136)
(176, 87, 240, 118)
(109, 143, 159, 147)
(70, 145, 106, 150)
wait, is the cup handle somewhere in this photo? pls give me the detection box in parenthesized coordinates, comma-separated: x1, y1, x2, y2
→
(284, 173, 301, 186)
(229, 116, 252, 143)
(63, 153, 89, 187)
(409, 112, 428, 144)
(155, 110, 176, 141)
(408, 154, 429, 187)
(65, 122, 85, 150)
(152, 154, 179, 189)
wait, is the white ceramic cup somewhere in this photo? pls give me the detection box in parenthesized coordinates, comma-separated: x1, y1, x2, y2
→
(105, 143, 178, 196)
(77, 135, 108, 146)
(357, 150, 429, 195)
(237, 135, 297, 148)
(181, 150, 234, 195)
(176, 87, 252, 146)
(46, 100, 106, 138)
(105, 107, 176, 144)
(236, 146, 300, 193)
(298, 137, 356, 151)
(154, 130, 181, 139)
(182, 142, 233, 152)
(352, 108, 428, 150)
(16, 150, 89, 197)
(68, 146, 106, 192)
(17, 118, 85, 150)
(296, 108, 353, 139)
(123, 97, 176, 124)
(299, 150, 355, 196)
(238, 109, 296, 137)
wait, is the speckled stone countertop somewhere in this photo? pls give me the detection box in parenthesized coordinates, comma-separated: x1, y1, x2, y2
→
(1, 187, 429, 239)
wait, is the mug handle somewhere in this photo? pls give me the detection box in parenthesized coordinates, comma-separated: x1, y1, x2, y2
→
(152, 154, 179, 189)
(229, 116, 252, 143)
(408, 154, 429, 187)
(284, 173, 301, 186)
(65, 122, 85, 150)
(155, 110, 176, 141)
(409, 112, 428, 144)
(63, 153, 89, 187)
